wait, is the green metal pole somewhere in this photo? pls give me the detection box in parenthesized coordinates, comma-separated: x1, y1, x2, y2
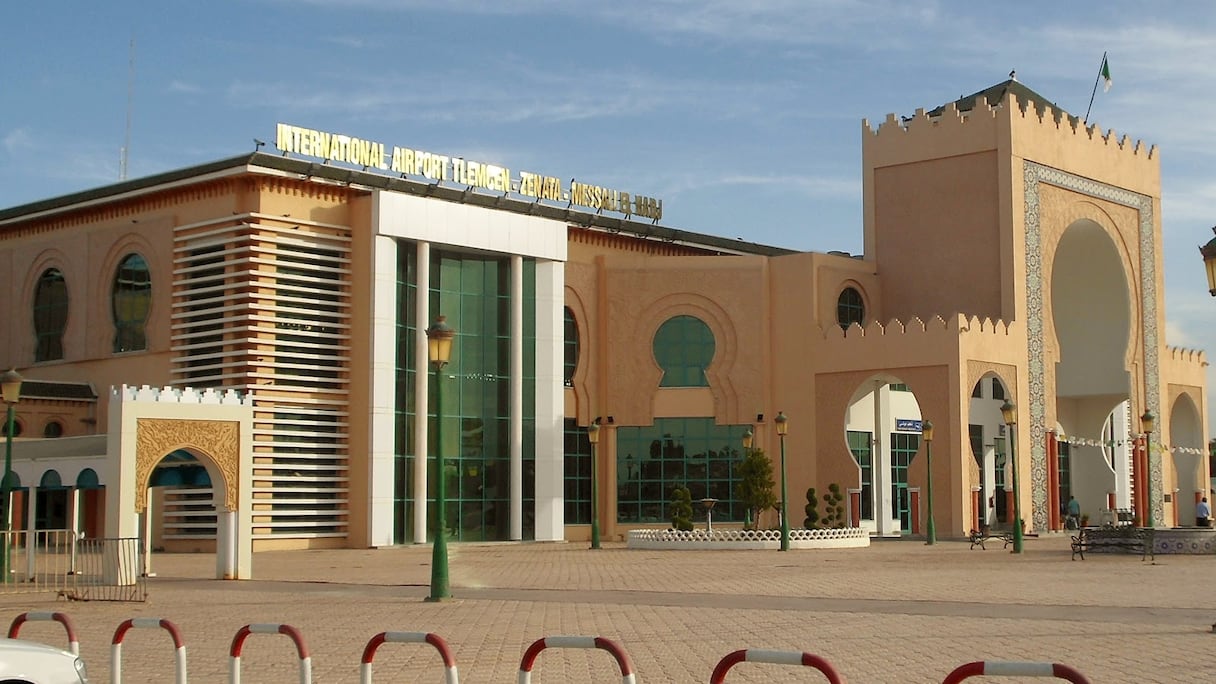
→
(427, 365, 451, 601)
(925, 439, 936, 545)
(590, 438, 601, 550)
(1010, 424, 1024, 553)
(1145, 434, 1155, 528)
(779, 433, 790, 552)
(2, 402, 11, 583)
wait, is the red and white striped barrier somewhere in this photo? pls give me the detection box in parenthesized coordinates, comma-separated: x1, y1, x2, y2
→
(517, 635, 636, 684)
(942, 661, 1091, 683)
(360, 631, 459, 684)
(7, 611, 80, 655)
(229, 623, 312, 684)
(710, 649, 844, 683)
(111, 617, 188, 684)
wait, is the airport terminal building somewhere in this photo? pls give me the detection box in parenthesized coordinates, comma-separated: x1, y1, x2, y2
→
(0, 78, 1206, 578)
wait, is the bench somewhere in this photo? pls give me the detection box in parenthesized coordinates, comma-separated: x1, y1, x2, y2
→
(1070, 526, 1154, 561)
(968, 525, 1014, 550)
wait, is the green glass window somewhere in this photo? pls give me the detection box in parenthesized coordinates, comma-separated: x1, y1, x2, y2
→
(394, 246, 536, 543)
(889, 383, 909, 392)
(847, 430, 873, 520)
(34, 268, 68, 362)
(890, 432, 920, 533)
(112, 253, 151, 353)
(653, 316, 714, 387)
(564, 419, 591, 524)
(837, 287, 864, 329)
(992, 378, 1006, 401)
(1057, 439, 1072, 510)
(616, 418, 749, 524)
(564, 307, 578, 387)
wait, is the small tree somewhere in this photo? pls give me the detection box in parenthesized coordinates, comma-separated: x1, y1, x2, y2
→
(735, 448, 777, 530)
(804, 487, 820, 529)
(821, 483, 846, 528)
(670, 486, 694, 531)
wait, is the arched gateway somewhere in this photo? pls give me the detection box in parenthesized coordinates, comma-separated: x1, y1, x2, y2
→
(106, 385, 253, 579)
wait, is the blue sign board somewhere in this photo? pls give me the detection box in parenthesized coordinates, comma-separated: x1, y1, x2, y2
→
(895, 419, 923, 432)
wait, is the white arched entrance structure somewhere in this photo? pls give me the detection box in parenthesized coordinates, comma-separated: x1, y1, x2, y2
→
(105, 385, 253, 579)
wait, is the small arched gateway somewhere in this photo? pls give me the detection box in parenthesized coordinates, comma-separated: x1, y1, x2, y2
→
(105, 385, 253, 579)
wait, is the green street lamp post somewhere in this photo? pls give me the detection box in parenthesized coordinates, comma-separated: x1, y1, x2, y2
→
(587, 421, 601, 549)
(1140, 410, 1156, 528)
(923, 420, 936, 545)
(1000, 400, 1024, 553)
(0, 369, 22, 584)
(775, 412, 790, 552)
(741, 428, 754, 529)
(426, 316, 455, 601)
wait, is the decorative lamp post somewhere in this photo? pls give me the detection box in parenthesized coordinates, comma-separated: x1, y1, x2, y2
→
(774, 412, 790, 552)
(1140, 410, 1156, 528)
(922, 420, 936, 545)
(425, 316, 455, 601)
(587, 421, 601, 549)
(1000, 400, 1024, 553)
(1200, 226, 1216, 296)
(0, 369, 22, 584)
(741, 428, 754, 529)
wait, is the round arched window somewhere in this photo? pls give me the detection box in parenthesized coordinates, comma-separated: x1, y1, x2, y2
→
(837, 287, 865, 330)
(112, 253, 151, 352)
(43, 420, 64, 438)
(34, 268, 69, 361)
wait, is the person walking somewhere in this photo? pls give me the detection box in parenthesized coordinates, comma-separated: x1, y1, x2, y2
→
(1066, 496, 1081, 529)
(1196, 497, 1211, 528)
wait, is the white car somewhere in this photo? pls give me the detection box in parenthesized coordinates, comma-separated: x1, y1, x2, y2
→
(0, 638, 88, 683)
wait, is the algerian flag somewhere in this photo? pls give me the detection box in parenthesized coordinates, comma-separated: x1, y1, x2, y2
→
(1101, 56, 1113, 92)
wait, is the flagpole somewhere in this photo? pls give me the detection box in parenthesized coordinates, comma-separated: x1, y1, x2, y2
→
(1083, 51, 1107, 125)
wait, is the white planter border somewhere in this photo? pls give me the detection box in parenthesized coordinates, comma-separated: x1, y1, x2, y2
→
(626, 527, 870, 550)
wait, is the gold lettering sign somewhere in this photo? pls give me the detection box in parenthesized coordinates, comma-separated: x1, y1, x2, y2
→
(274, 123, 662, 222)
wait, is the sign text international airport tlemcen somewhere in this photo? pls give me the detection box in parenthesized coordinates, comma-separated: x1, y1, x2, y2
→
(275, 124, 663, 222)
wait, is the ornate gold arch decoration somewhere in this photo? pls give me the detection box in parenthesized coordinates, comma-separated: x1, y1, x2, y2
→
(135, 418, 239, 512)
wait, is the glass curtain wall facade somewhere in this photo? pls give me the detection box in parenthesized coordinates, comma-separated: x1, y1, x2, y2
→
(616, 418, 749, 524)
(393, 244, 536, 543)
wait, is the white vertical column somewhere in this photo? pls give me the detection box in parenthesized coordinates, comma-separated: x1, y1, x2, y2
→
(510, 256, 524, 540)
(871, 382, 894, 536)
(413, 242, 432, 544)
(142, 487, 154, 577)
(367, 235, 400, 547)
(532, 260, 564, 541)
(983, 444, 996, 525)
(68, 487, 81, 573)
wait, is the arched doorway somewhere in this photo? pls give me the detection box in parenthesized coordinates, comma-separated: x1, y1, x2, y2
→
(1050, 218, 1133, 522)
(966, 373, 1014, 530)
(1168, 393, 1204, 525)
(843, 375, 924, 536)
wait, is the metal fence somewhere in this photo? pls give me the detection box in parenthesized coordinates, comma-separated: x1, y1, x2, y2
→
(0, 530, 146, 602)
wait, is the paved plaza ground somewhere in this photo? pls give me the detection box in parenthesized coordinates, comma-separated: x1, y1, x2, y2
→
(2, 533, 1215, 682)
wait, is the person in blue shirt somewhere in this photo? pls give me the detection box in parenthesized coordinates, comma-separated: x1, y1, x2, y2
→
(1196, 497, 1211, 528)
(1065, 496, 1081, 529)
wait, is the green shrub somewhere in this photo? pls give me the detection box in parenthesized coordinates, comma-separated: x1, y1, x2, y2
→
(735, 448, 776, 530)
(804, 487, 819, 529)
(670, 486, 694, 531)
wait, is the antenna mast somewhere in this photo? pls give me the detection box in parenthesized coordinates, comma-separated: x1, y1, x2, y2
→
(120, 37, 134, 181)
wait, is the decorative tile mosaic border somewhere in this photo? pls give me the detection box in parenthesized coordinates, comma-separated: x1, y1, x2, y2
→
(1022, 161, 1158, 531)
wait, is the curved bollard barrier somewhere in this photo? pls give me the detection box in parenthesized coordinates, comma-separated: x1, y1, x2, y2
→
(229, 623, 312, 684)
(7, 611, 80, 655)
(360, 631, 459, 684)
(942, 661, 1091, 684)
(517, 635, 636, 684)
(710, 649, 844, 683)
(111, 617, 188, 684)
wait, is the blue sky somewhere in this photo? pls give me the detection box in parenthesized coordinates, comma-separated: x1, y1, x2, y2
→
(4, 1, 1216, 426)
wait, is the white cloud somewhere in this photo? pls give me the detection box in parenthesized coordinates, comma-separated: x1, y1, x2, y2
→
(168, 80, 202, 94)
(3, 129, 33, 154)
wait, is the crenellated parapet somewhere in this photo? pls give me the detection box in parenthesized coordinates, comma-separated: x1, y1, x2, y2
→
(864, 91, 1157, 166)
(820, 313, 1015, 341)
(1164, 345, 1208, 367)
(112, 384, 251, 406)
